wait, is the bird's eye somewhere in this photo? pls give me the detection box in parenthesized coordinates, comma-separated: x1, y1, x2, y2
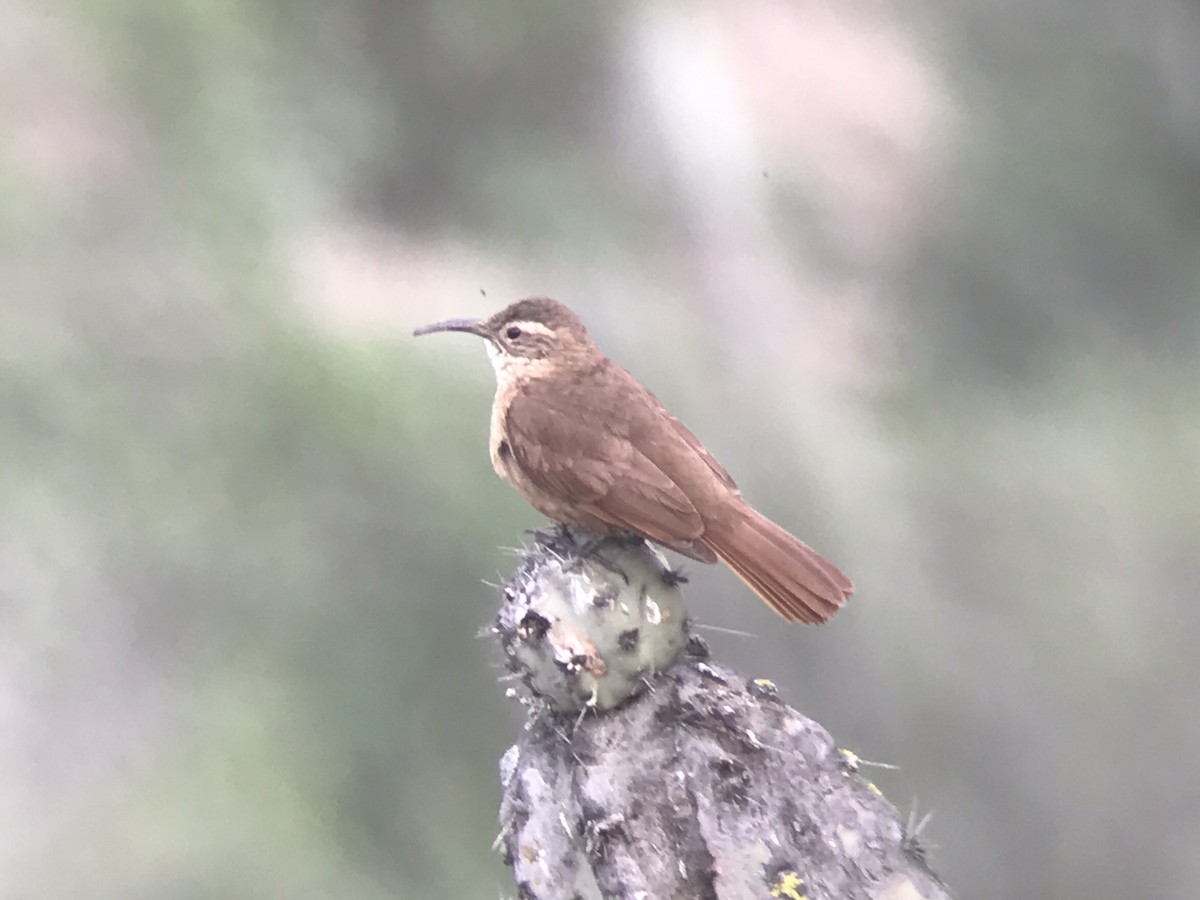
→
(505, 325, 522, 340)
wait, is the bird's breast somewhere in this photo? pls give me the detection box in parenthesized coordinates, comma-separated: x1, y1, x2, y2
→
(486, 375, 609, 529)
(489, 383, 513, 481)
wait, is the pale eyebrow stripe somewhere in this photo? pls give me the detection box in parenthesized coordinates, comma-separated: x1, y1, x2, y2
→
(511, 320, 554, 337)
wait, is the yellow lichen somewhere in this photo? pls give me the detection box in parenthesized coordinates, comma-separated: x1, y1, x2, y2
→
(769, 870, 808, 899)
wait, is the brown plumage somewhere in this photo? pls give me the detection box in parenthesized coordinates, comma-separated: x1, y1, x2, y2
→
(414, 297, 853, 623)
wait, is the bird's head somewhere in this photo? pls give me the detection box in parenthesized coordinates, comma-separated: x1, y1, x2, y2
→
(414, 297, 598, 376)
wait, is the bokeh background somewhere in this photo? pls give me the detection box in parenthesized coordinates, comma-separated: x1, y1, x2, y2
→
(4, 1, 1198, 897)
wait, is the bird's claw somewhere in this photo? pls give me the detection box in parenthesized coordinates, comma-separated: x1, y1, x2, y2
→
(529, 524, 633, 584)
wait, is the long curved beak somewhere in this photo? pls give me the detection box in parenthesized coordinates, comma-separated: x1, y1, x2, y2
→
(412, 317, 488, 338)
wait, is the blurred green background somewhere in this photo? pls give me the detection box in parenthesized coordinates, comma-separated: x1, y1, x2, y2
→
(3, 1, 1198, 898)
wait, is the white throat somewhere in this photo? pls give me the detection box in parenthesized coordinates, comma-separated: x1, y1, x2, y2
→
(484, 339, 507, 374)
(483, 339, 555, 382)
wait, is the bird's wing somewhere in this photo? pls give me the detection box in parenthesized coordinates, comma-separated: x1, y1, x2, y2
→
(503, 373, 706, 544)
(644, 407, 738, 492)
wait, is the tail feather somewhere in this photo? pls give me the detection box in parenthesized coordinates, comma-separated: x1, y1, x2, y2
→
(703, 505, 853, 624)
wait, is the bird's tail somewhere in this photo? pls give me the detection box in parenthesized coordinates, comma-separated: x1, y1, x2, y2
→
(703, 504, 853, 624)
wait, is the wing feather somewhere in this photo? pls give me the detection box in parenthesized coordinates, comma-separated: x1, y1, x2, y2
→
(503, 369, 707, 545)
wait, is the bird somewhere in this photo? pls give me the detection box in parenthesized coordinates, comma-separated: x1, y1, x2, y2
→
(413, 297, 853, 623)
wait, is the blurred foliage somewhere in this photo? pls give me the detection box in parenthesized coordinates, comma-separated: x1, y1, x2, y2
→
(2, 228, 514, 894)
(910, 0, 1200, 378)
(4, 1, 1198, 899)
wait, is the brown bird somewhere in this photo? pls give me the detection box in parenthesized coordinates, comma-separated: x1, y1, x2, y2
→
(414, 298, 853, 623)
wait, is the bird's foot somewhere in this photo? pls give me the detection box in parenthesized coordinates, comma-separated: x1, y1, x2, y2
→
(525, 522, 584, 557)
(528, 524, 636, 583)
(564, 537, 628, 583)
